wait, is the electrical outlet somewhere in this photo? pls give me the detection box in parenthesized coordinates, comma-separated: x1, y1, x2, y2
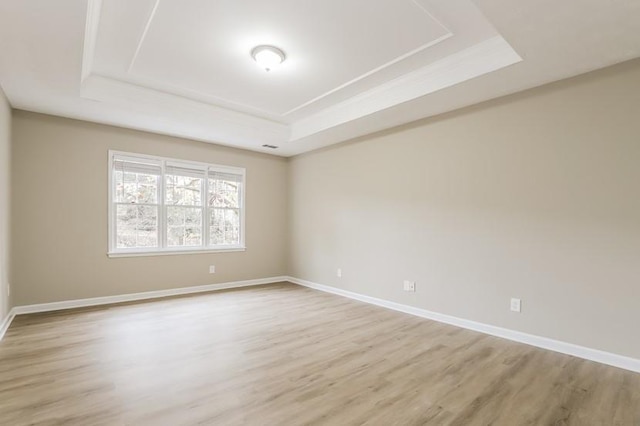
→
(403, 280, 416, 292)
(209, 265, 216, 274)
(336, 268, 342, 278)
(510, 298, 521, 313)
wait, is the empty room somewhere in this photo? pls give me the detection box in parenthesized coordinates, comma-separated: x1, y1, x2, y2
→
(0, 0, 639, 424)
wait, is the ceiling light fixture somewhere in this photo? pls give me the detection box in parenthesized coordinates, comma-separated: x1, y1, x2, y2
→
(251, 45, 286, 72)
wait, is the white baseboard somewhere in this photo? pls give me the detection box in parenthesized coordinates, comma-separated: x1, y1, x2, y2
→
(10, 276, 288, 316)
(287, 276, 640, 374)
(4, 275, 639, 374)
(0, 309, 16, 341)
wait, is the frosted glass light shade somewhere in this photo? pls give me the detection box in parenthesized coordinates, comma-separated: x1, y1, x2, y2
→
(251, 45, 286, 71)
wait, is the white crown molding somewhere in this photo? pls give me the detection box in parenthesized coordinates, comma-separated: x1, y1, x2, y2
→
(287, 276, 640, 374)
(127, 0, 161, 73)
(78, 0, 521, 149)
(85, 0, 455, 123)
(290, 36, 522, 141)
(120, 0, 456, 120)
(81, 74, 287, 130)
(80, 0, 284, 123)
(283, 33, 453, 117)
(81, 0, 102, 83)
(80, 33, 518, 149)
(81, 74, 290, 146)
(282, 2, 454, 118)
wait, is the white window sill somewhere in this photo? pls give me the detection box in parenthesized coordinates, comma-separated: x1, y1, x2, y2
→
(108, 247, 246, 258)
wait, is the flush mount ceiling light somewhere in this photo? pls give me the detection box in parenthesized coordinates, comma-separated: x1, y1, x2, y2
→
(251, 45, 286, 72)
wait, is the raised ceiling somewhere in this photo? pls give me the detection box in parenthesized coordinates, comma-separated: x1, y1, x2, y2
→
(0, 0, 639, 156)
(102, 0, 451, 117)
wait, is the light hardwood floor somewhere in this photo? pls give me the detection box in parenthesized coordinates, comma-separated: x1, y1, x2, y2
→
(0, 283, 638, 425)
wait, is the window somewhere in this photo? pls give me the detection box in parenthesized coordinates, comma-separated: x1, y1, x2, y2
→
(109, 151, 245, 257)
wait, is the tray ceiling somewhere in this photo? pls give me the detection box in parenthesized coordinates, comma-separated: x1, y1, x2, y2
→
(102, 0, 450, 117)
(1, 0, 639, 156)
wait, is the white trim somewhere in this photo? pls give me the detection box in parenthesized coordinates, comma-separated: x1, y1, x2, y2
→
(282, 32, 453, 116)
(290, 36, 522, 141)
(127, 0, 161, 73)
(81, 0, 102, 83)
(0, 309, 16, 341)
(80, 75, 289, 138)
(283, 1, 453, 116)
(108, 150, 245, 183)
(5, 277, 638, 374)
(108, 150, 246, 256)
(287, 277, 640, 374)
(107, 247, 246, 258)
(11, 277, 287, 316)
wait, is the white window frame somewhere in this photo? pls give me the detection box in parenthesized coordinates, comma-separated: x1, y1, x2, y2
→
(108, 150, 246, 258)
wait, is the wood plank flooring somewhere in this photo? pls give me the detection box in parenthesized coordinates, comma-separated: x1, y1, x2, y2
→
(0, 282, 638, 425)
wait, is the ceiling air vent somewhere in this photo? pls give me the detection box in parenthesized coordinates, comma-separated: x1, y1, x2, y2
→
(262, 144, 279, 149)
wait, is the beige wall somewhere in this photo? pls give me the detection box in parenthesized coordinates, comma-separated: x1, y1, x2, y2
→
(0, 86, 10, 322)
(11, 112, 288, 305)
(289, 59, 640, 359)
(8, 59, 640, 360)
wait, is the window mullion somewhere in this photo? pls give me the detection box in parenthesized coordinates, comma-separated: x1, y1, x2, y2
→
(159, 160, 166, 249)
(109, 150, 244, 255)
(109, 159, 115, 252)
(203, 174, 209, 248)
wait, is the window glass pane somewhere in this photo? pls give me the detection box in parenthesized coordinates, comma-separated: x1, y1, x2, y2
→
(167, 226, 185, 247)
(137, 206, 158, 247)
(208, 178, 241, 208)
(137, 174, 158, 204)
(224, 209, 240, 244)
(209, 209, 223, 245)
(166, 175, 202, 206)
(116, 205, 136, 248)
(116, 205, 158, 248)
(185, 207, 201, 226)
(185, 226, 202, 246)
(111, 152, 243, 253)
(124, 173, 137, 203)
(167, 206, 202, 247)
(167, 205, 184, 227)
(114, 171, 124, 202)
(209, 208, 239, 245)
(114, 171, 158, 204)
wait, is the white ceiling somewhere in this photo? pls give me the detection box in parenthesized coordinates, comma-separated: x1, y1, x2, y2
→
(0, 0, 639, 156)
